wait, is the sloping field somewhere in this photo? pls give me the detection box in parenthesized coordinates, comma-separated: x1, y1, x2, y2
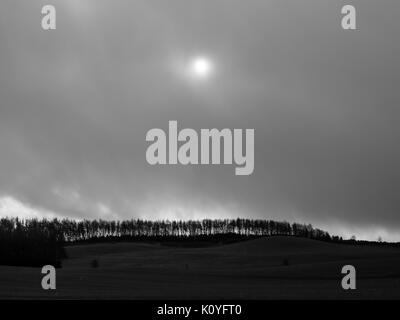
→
(1, 236, 400, 299)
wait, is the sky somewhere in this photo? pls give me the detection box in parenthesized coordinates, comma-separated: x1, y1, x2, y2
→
(0, 0, 400, 241)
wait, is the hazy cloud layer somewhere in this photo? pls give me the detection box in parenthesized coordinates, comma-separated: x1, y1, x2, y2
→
(1, 0, 400, 240)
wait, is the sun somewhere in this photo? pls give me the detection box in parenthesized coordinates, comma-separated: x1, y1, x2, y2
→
(188, 56, 214, 80)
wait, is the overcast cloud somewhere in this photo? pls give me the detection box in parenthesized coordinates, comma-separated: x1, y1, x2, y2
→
(1, 0, 400, 241)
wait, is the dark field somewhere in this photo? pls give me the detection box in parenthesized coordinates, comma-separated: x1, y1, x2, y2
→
(1, 236, 400, 299)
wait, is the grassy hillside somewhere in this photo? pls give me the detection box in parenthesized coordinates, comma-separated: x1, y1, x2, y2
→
(1, 236, 400, 299)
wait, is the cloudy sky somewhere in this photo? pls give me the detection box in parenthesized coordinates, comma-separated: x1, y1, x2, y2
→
(1, 0, 399, 241)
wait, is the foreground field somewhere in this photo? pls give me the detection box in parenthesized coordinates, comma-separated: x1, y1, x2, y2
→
(1, 236, 400, 299)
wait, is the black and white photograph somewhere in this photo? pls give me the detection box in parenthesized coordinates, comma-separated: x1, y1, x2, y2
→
(1, 0, 400, 309)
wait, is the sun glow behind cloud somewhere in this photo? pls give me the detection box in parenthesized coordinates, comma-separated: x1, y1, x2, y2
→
(188, 56, 214, 80)
(169, 52, 217, 84)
